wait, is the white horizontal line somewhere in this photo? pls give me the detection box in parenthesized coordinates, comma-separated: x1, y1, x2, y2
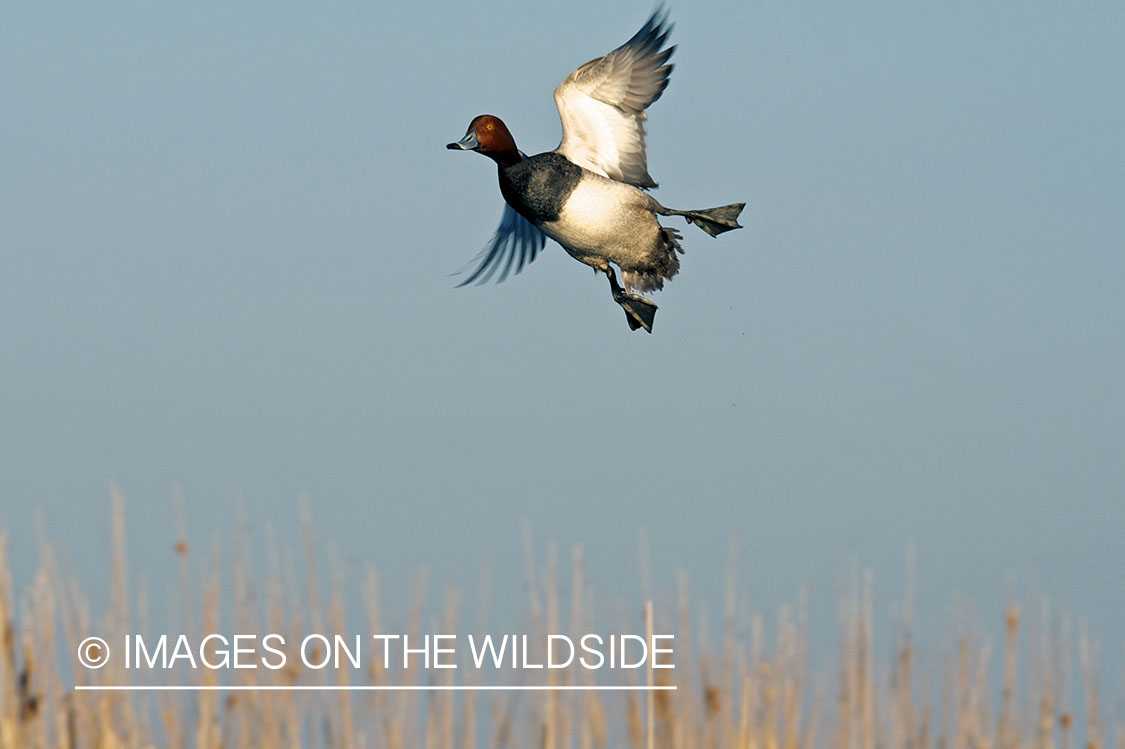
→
(75, 685, 676, 692)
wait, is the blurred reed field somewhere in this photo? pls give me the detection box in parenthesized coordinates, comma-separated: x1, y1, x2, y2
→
(1, 487, 1120, 748)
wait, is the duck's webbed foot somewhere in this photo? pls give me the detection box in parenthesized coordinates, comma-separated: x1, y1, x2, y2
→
(603, 266, 657, 333)
(618, 294, 658, 333)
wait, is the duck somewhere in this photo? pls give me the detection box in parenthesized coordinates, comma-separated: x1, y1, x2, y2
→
(447, 9, 744, 333)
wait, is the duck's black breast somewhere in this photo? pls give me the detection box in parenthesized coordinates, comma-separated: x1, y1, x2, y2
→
(499, 152, 583, 225)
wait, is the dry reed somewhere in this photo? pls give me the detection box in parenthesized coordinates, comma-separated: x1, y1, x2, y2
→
(0, 493, 1118, 748)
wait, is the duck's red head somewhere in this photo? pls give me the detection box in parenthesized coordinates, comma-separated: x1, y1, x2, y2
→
(447, 115, 520, 167)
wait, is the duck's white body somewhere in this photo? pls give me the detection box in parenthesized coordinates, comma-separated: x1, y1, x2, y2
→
(539, 171, 680, 294)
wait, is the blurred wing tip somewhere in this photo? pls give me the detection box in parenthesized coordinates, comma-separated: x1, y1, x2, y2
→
(452, 206, 548, 288)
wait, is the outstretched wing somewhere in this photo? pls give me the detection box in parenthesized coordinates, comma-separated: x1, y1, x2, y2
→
(455, 203, 549, 287)
(553, 9, 675, 188)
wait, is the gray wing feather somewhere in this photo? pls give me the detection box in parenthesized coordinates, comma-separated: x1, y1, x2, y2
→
(554, 9, 675, 188)
(456, 203, 549, 287)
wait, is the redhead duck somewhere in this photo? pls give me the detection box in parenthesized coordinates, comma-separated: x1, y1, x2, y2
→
(448, 10, 744, 333)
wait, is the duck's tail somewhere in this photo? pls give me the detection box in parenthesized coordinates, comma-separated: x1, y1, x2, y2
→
(661, 203, 746, 237)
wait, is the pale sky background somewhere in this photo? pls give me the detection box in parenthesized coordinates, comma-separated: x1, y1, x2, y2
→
(2, 0, 1123, 707)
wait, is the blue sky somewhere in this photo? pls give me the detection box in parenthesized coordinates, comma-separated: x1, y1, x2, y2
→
(2, 0, 1123, 699)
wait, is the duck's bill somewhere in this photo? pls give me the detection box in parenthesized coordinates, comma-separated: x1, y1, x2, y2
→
(446, 130, 479, 150)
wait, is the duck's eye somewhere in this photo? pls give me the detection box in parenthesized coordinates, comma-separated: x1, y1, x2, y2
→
(486, 122, 494, 131)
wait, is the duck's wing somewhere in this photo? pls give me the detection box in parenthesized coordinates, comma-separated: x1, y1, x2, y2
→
(455, 203, 548, 287)
(553, 9, 675, 189)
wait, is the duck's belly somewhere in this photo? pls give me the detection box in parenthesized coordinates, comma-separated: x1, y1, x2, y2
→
(539, 179, 661, 269)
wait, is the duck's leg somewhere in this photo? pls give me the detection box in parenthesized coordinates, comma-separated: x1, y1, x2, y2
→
(602, 266, 657, 333)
